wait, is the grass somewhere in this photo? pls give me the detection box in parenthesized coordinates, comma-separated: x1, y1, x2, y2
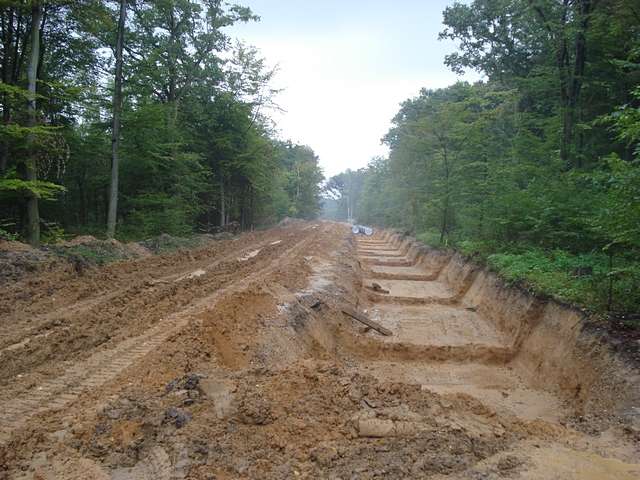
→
(486, 250, 602, 306)
(418, 230, 640, 317)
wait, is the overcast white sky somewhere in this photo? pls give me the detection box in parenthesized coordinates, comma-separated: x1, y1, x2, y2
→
(228, 0, 477, 177)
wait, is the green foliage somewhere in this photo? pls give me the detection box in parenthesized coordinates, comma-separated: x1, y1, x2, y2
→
(0, 0, 324, 243)
(40, 222, 67, 244)
(120, 193, 201, 239)
(486, 249, 640, 314)
(52, 243, 130, 266)
(281, 143, 324, 220)
(0, 171, 66, 200)
(338, 0, 640, 315)
(416, 230, 443, 247)
(0, 220, 20, 242)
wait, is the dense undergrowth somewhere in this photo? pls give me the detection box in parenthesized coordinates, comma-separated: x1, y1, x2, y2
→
(417, 232, 640, 321)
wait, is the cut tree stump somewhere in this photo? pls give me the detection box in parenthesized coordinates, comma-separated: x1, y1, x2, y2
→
(341, 307, 392, 336)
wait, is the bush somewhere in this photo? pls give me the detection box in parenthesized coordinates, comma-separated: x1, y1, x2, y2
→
(51, 242, 130, 266)
(486, 248, 640, 314)
(0, 222, 19, 242)
(119, 193, 198, 240)
(416, 230, 443, 247)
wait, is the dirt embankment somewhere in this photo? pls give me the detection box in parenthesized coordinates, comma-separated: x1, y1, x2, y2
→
(0, 223, 638, 479)
(374, 231, 640, 419)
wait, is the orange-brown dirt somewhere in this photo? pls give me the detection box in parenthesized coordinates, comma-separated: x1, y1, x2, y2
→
(0, 222, 639, 479)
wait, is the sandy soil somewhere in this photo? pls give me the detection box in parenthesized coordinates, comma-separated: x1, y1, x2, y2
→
(0, 223, 638, 479)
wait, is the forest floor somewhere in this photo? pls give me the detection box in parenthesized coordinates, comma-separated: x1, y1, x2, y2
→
(0, 221, 639, 479)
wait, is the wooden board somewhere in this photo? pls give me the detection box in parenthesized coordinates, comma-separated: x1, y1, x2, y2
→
(341, 307, 392, 336)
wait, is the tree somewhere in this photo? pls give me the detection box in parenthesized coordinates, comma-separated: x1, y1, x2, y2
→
(440, 0, 601, 168)
(106, 0, 127, 238)
(324, 169, 366, 222)
(23, 0, 43, 246)
(0, 0, 326, 243)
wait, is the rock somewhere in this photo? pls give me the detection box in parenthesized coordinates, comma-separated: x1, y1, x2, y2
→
(368, 282, 390, 294)
(182, 373, 201, 390)
(496, 455, 523, 472)
(165, 373, 202, 393)
(164, 407, 191, 428)
(357, 418, 396, 437)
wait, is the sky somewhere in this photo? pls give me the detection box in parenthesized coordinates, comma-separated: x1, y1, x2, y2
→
(227, 0, 477, 177)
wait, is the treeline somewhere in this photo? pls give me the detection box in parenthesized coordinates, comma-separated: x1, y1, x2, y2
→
(327, 0, 640, 314)
(1, 0, 323, 245)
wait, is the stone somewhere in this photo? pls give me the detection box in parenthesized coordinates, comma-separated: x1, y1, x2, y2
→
(164, 407, 191, 428)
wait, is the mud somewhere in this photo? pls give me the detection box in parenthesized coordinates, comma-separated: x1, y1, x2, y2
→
(0, 223, 639, 479)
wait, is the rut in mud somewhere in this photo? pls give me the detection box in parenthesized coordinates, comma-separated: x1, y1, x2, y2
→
(0, 222, 639, 479)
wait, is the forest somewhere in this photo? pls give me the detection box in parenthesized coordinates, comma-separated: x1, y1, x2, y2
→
(0, 0, 324, 244)
(3, 0, 640, 316)
(326, 0, 640, 315)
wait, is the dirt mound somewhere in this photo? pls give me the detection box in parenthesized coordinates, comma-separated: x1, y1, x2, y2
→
(0, 239, 34, 252)
(59, 235, 99, 247)
(0, 247, 53, 285)
(59, 235, 149, 258)
(122, 242, 152, 258)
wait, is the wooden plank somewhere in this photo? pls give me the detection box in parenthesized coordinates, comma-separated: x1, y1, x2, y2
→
(341, 307, 392, 336)
(367, 282, 390, 294)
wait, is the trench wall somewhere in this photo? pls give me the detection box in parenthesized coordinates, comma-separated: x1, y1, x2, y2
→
(371, 230, 639, 416)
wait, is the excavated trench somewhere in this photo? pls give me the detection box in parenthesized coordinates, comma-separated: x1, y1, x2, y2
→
(290, 227, 640, 477)
(345, 231, 640, 419)
(2, 222, 639, 479)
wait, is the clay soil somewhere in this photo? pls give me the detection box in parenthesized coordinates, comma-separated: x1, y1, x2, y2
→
(0, 222, 639, 479)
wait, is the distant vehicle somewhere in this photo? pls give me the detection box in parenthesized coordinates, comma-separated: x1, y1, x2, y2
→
(352, 225, 374, 236)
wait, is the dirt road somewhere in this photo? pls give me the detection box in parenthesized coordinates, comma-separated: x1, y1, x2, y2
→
(0, 222, 638, 479)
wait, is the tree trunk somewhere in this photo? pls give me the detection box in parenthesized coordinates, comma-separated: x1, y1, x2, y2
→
(107, 0, 127, 238)
(439, 143, 450, 244)
(24, 0, 43, 247)
(219, 176, 225, 227)
(530, 0, 591, 169)
(607, 251, 614, 312)
(166, 6, 179, 162)
(0, 8, 14, 174)
(557, 0, 591, 169)
(567, 0, 590, 169)
(36, 4, 46, 86)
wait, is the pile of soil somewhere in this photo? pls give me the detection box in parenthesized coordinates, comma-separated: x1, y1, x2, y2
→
(0, 242, 52, 285)
(0, 232, 226, 284)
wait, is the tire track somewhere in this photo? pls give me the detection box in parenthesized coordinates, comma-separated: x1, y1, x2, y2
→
(0, 227, 319, 446)
(0, 233, 290, 356)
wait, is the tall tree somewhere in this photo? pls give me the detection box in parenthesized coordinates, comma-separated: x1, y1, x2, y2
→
(106, 0, 127, 238)
(440, 0, 600, 169)
(23, 0, 43, 246)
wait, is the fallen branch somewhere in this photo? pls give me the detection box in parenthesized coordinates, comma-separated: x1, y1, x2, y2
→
(341, 307, 392, 336)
